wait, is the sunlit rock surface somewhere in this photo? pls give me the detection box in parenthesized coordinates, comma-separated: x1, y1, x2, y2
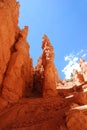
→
(42, 35, 61, 97)
(2, 27, 33, 103)
(79, 58, 87, 81)
(0, 0, 19, 92)
(33, 35, 61, 97)
(0, 0, 33, 103)
(0, 0, 87, 130)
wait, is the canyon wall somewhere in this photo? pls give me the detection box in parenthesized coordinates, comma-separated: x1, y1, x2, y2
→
(0, 0, 61, 103)
(0, 0, 33, 103)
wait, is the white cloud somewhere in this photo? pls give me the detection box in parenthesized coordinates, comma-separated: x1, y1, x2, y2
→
(82, 53, 87, 57)
(62, 50, 87, 79)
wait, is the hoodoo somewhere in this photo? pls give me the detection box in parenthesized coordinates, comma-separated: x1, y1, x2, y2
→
(0, 1, 87, 130)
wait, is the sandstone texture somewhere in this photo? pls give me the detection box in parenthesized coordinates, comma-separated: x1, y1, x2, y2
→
(33, 35, 61, 97)
(2, 27, 33, 103)
(33, 56, 44, 95)
(0, 0, 33, 103)
(0, 0, 87, 130)
(42, 35, 60, 97)
(0, 0, 19, 91)
(66, 110, 87, 130)
(73, 70, 84, 85)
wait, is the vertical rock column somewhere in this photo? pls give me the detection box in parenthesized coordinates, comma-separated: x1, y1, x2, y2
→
(41, 35, 60, 97)
(2, 27, 34, 103)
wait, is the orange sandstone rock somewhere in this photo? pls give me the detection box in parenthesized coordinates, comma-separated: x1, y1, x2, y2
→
(33, 35, 61, 97)
(79, 58, 87, 82)
(74, 92, 87, 105)
(42, 35, 60, 97)
(33, 56, 44, 95)
(0, 0, 33, 103)
(1, 1, 87, 130)
(0, 0, 19, 92)
(73, 70, 84, 85)
(2, 27, 33, 103)
(66, 110, 87, 130)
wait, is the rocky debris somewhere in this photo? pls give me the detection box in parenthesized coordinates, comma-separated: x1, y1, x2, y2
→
(61, 80, 75, 88)
(72, 58, 87, 86)
(82, 83, 87, 92)
(74, 92, 87, 105)
(0, 97, 66, 130)
(66, 110, 87, 130)
(0, 94, 87, 130)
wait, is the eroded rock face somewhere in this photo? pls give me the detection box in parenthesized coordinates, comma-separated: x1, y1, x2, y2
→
(73, 58, 87, 85)
(41, 35, 60, 97)
(79, 58, 87, 82)
(0, 0, 60, 104)
(1, 0, 87, 130)
(74, 92, 87, 105)
(34, 35, 61, 97)
(33, 56, 44, 95)
(0, 0, 19, 92)
(0, 0, 33, 103)
(73, 70, 84, 85)
(66, 110, 87, 130)
(2, 27, 33, 102)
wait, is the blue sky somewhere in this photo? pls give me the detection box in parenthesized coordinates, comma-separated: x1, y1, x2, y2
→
(18, 0, 87, 79)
